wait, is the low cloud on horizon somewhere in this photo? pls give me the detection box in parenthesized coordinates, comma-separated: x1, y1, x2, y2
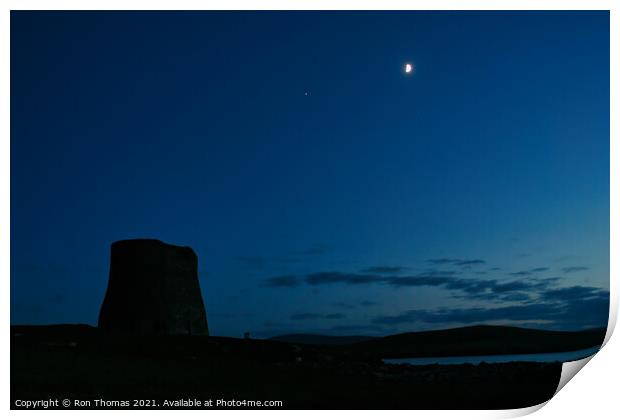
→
(263, 260, 608, 332)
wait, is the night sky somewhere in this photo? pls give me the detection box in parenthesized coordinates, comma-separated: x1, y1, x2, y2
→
(11, 11, 609, 338)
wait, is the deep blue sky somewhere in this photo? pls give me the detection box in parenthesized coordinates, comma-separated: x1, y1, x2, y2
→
(11, 11, 609, 337)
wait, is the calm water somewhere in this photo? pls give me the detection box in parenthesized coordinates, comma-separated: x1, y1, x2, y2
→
(383, 346, 600, 366)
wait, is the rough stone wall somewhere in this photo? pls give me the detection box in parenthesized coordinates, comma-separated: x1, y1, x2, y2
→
(98, 239, 209, 336)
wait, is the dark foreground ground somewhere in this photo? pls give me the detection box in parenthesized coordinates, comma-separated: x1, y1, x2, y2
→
(12, 325, 565, 409)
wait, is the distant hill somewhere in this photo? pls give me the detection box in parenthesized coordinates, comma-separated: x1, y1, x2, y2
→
(270, 334, 375, 345)
(12, 324, 606, 359)
(351, 325, 606, 358)
(270, 325, 606, 358)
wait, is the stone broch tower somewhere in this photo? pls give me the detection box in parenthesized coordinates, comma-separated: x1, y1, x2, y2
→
(98, 239, 209, 335)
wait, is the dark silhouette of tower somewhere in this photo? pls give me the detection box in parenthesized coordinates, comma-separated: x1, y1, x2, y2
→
(98, 239, 209, 335)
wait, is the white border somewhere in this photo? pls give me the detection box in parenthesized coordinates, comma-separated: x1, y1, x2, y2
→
(2, 1, 617, 419)
(0, 0, 617, 11)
